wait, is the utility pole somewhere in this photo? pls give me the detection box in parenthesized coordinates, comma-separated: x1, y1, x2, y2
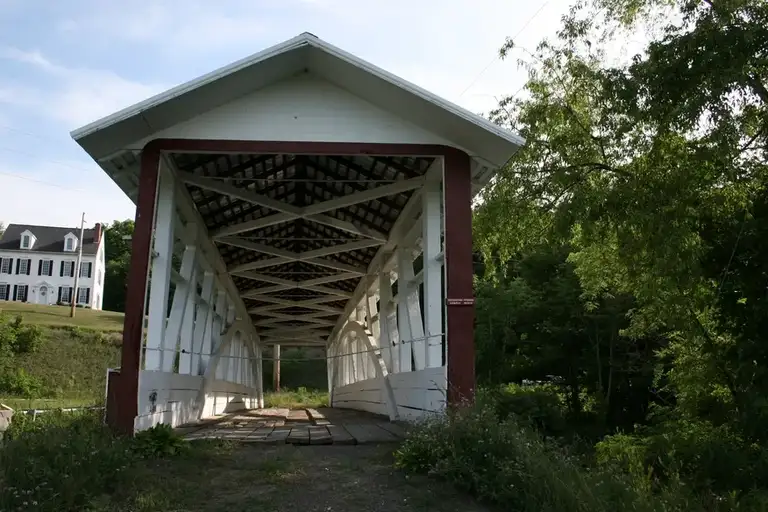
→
(70, 212, 86, 318)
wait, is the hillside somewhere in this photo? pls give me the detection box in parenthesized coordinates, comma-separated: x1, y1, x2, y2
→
(0, 304, 124, 410)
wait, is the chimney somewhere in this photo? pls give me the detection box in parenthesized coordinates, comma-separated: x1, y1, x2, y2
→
(94, 223, 102, 245)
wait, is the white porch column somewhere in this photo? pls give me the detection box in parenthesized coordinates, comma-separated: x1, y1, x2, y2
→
(422, 177, 444, 367)
(144, 168, 176, 371)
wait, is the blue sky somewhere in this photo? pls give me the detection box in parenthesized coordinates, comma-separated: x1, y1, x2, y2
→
(0, 0, 572, 229)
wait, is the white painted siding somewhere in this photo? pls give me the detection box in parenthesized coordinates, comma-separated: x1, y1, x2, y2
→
(332, 366, 447, 421)
(0, 242, 106, 310)
(134, 73, 454, 148)
(134, 370, 259, 431)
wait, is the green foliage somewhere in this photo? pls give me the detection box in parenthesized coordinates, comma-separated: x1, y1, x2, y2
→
(469, 0, 768, 503)
(0, 369, 43, 398)
(0, 412, 194, 512)
(12, 324, 43, 354)
(102, 219, 134, 313)
(481, 384, 567, 437)
(264, 387, 329, 409)
(0, 411, 135, 511)
(133, 423, 187, 458)
(597, 418, 768, 496)
(0, 323, 120, 403)
(395, 400, 697, 511)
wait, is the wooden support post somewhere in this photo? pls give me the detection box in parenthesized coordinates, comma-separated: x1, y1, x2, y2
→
(191, 273, 214, 375)
(111, 143, 161, 435)
(443, 150, 475, 405)
(178, 264, 199, 374)
(273, 343, 281, 392)
(144, 167, 176, 372)
(396, 250, 413, 373)
(422, 177, 444, 368)
(163, 246, 196, 372)
(378, 269, 398, 374)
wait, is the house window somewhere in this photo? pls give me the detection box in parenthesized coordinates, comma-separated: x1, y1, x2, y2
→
(14, 284, 28, 302)
(21, 235, 30, 249)
(79, 262, 92, 278)
(0, 284, 8, 301)
(65, 238, 74, 251)
(18, 259, 29, 275)
(63, 261, 74, 277)
(41, 260, 52, 276)
(0, 258, 10, 274)
(60, 286, 72, 304)
(77, 287, 89, 304)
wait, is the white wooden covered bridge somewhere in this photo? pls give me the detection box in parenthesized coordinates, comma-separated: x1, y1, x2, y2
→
(71, 33, 523, 435)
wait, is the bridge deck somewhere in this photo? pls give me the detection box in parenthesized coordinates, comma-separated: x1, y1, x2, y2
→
(176, 407, 407, 445)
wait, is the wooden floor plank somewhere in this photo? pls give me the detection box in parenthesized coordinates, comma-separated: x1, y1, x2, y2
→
(375, 422, 407, 438)
(287, 426, 311, 445)
(327, 424, 356, 445)
(342, 423, 398, 444)
(308, 426, 333, 445)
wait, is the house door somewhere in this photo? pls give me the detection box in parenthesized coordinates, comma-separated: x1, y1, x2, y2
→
(38, 286, 48, 305)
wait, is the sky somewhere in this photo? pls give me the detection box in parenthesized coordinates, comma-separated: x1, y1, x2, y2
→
(0, 0, 575, 229)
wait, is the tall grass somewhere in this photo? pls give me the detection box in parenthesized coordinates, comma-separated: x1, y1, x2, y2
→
(264, 387, 329, 409)
(0, 410, 191, 512)
(395, 403, 705, 512)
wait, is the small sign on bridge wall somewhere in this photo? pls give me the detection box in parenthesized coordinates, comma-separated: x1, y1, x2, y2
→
(446, 298, 475, 306)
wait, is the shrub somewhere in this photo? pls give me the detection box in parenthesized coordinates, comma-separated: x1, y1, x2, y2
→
(0, 368, 43, 397)
(134, 423, 187, 458)
(0, 413, 192, 512)
(12, 324, 43, 354)
(481, 383, 567, 437)
(596, 418, 768, 496)
(395, 402, 699, 511)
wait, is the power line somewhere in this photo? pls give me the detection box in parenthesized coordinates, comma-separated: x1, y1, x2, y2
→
(0, 170, 86, 192)
(457, 1, 550, 99)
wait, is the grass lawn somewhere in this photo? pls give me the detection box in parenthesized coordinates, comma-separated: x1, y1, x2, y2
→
(0, 302, 124, 331)
(0, 396, 98, 411)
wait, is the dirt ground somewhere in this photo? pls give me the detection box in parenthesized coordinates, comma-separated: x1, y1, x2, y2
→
(93, 442, 488, 512)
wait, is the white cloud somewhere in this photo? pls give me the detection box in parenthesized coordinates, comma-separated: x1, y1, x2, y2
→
(0, 159, 135, 227)
(0, 47, 165, 129)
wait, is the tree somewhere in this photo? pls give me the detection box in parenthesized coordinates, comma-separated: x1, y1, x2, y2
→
(474, 0, 768, 443)
(0, 222, 5, 238)
(102, 220, 134, 312)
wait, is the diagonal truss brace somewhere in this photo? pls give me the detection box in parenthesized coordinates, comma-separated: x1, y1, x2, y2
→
(180, 172, 423, 241)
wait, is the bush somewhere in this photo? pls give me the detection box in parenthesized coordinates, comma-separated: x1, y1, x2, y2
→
(0, 413, 190, 511)
(395, 402, 699, 511)
(596, 418, 768, 496)
(12, 324, 43, 354)
(0, 368, 43, 397)
(481, 383, 567, 437)
(134, 423, 187, 458)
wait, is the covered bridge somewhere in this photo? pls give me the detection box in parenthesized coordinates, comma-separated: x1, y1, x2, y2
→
(71, 32, 523, 434)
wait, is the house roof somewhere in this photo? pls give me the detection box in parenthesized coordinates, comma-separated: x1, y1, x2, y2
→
(0, 224, 100, 255)
(70, 32, 524, 167)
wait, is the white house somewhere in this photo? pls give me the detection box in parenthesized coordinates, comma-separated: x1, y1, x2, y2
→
(0, 223, 106, 310)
